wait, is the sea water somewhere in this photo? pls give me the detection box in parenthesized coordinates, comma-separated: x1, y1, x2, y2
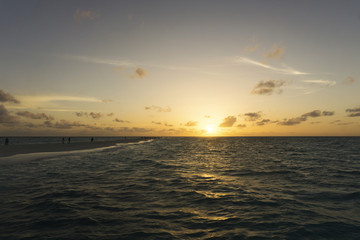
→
(0, 137, 359, 239)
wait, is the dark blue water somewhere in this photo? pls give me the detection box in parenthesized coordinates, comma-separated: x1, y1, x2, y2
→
(0, 137, 359, 239)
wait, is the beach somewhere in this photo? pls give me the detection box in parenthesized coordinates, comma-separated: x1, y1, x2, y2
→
(0, 138, 142, 158)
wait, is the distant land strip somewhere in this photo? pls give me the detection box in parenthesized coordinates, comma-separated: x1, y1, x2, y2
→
(0, 138, 144, 158)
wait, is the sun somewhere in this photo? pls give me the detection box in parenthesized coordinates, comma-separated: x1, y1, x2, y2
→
(206, 125, 214, 134)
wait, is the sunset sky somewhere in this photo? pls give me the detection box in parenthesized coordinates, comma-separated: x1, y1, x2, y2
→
(1, 0, 359, 136)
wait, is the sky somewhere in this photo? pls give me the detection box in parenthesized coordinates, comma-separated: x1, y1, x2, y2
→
(1, 0, 360, 136)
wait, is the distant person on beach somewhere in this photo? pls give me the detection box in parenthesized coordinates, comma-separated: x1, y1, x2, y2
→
(62, 137, 65, 144)
(4, 138, 9, 145)
(91, 137, 94, 142)
(68, 137, 71, 144)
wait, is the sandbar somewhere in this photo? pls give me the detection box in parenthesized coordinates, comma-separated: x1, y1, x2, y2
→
(0, 138, 143, 158)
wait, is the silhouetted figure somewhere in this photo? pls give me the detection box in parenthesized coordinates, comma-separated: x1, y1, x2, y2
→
(62, 137, 65, 144)
(68, 137, 71, 144)
(4, 138, 9, 145)
(91, 137, 94, 142)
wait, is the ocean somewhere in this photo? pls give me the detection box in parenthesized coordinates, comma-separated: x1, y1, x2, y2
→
(0, 137, 359, 239)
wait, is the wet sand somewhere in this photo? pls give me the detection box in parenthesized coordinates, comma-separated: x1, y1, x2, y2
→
(0, 139, 142, 158)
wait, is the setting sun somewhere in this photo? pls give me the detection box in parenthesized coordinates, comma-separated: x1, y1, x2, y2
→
(206, 125, 215, 134)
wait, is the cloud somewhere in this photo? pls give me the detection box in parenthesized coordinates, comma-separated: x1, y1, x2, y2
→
(278, 116, 306, 126)
(75, 112, 86, 117)
(343, 77, 355, 85)
(64, 55, 134, 67)
(145, 105, 171, 112)
(45, 119, 101, 130)
(20, 95, 103, 104)
(131, 67, 147, 79)
(89, 112, 102, 119)
(279, 110, 334, 126)
(244, 112, 262, 121)
(245, 43, 260, 52)
(345, 107, 360, 117)
(74, 112, 103, 119)
(330, 120, 354, 126)
(0, 104, 17, 123)
(237, 124, 247, 128)
(302, 79, 336, 86)
(251, 80, 286, 95)
(204, 115, 211, 118)
(73, 10, 99, 24)
(256, 119, 271, 126)
(0, 90, 20, 104)
(185, 121, 198, 127)
(322, 111, 335, 116)
(264, 44, 285, 59)
(114, 118, 130, 123)
(113, 66, 123, 71)
(302, 110, 322, 118)
(64, 55, 214, 75)
(16, 111, 54, 121)
(236, 57, 307, 75)
(219, 116, 237, 127)
(151, 121, 173, 127)
(46, 120, 83, 129)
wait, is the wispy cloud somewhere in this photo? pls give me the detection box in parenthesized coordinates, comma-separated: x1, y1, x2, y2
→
(236, 57, 307, 75)
(64, 55, 134, 67)
(20, 95, 103, 103)
(63, 55, 216, 75)
(219, 116, 237, 127)
(0, 90, 20, 104)
(145, 105, 171, 112)
(264, 44, 285, 60)
(244, 43, 260, 52)
(302, 79, 336, 86)
(251, 80, 287, 95)
(330, 120, 354, 126)
(73, 10, 99, 24)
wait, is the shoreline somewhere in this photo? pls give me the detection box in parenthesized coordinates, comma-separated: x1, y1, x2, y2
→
(0, 138, 143, 158)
